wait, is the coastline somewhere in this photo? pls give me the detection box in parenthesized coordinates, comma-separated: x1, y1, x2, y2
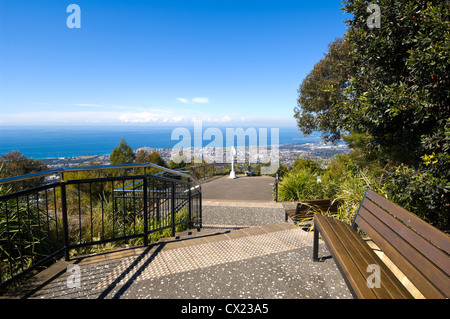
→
(38, 142, 350, 170)
(0, 126, 323, 160)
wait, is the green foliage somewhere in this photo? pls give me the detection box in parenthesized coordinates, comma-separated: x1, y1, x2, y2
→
(276, 162, 289, 178)
(341, 0, 450, 165)
(0, 151, 47, 192)
(110, 138, 135, 165)
(280, 150, 448, 230)
(135, 149, 167, 175)
(62, 162, 110, 206)
(296, 0, 449, 165)
(293, 157, 324, 174)
(135, 149, 166, 167)
(0, 198, 61, 283)
(294, 37, 353, 143)
(70, 196, 191, 256)
(278, 168, 323, 202)
(292, 1, 449, 230)
(168, 152, 190, 170)
(0, 164, 7, 197)
(384, 164, 449, 231)
(278, 153, 386, 227)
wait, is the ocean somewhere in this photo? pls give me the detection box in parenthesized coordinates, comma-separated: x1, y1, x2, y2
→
(0, 125, 324, 159)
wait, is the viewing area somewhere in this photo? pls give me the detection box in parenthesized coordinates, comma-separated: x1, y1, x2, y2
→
(0, 163, 448, 299)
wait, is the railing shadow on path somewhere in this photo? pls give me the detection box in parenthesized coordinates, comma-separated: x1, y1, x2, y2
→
(97, 243, 165, 299)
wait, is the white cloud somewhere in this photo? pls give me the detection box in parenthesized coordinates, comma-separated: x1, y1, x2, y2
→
(73, 103, 159, 113)
(0, 111, 119, 125)
(221, 115, 232, 122)
(118, 112, 160, 123)
(176, 98, 192, 104)
(176, 97, 210, 104)
(74, 103, 106, 108)
(172, 116, 184, 122)
(0, 108, 296, 127)
(191, 97, 210, 104)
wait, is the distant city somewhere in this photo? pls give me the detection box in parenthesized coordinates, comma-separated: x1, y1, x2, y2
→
(40, 142, 350, 170)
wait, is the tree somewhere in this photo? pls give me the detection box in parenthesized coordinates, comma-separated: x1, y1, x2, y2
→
(294, 37, 353, 143)
(294, 36, 384, 164)
(0, 151, 48, 191)
(135, 149, 167, 175)
(297, 1, 449, 165)
(168, 152, 190, 170)
(341, 0, 449, 229)
(135, 149, 149, 164)
(294, 1, 449, 230)
(110, 138, 135, 165)
(340, 0, 450, 165)
(135, 149, 166, 167)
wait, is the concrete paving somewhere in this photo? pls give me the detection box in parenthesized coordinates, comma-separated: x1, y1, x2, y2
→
(9, 223, 351, 299)
(201, 175, 276, 201)
(3, 175, 353, 300)
(202, 201, 286, 228)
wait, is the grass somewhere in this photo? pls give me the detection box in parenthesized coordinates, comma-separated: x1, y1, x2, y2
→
(278, 155, 387, 230)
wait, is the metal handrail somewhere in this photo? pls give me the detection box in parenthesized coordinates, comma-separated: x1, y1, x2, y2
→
(152, 162, 215, 184)
(0, 162, 195, 186)
(0, 162, 205, 288)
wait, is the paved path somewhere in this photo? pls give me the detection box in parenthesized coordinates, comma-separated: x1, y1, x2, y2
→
(201, 175, 276, 201)
(13, 223, 351, 299)
(5, 175, 352, 300)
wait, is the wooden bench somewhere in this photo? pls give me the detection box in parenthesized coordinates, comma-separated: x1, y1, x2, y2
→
(313, 188, 450, 299)
(285, 198, 338, 223)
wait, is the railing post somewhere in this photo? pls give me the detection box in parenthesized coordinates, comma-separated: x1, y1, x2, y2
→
(60, 181, 70, 261)
(313, 220, 320, 262)
(143, 177, 148, 246)
(188, 187, 192, 229)
(171, 182, 176, 237)
(275, 173, 278, 202)
(199, 190, 202, 229)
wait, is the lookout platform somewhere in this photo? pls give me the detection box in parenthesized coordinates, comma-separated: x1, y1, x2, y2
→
(4, 175, 352, 300)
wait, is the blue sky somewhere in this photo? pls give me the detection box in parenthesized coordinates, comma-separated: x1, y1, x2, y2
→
(0, 0, 349, 127)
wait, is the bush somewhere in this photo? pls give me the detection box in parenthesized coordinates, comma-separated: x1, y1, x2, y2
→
(278, 168, 323, 202)
(278, 153, 386, 227)
(384, 164, 449, 231)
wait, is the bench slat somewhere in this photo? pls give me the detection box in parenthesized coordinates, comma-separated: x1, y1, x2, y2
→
(315, 213, 413, 299)
(361, 197, 450, 276)
(356, 208, 449, 299)
(315, 214, 377, 298)
(365, 189, 450, 255)
(303, 201, 338, 212)
(330, 217, 413, 299)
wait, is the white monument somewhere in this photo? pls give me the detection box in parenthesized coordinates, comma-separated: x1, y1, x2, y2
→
(229, 146, 236, 179)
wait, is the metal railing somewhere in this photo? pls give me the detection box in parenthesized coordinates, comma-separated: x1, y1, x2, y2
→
(0, 162, 205, 290)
